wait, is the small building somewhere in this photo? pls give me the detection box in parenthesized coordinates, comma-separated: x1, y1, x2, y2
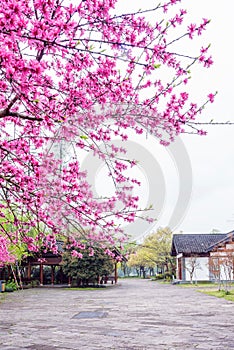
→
(21, 243, 124, 286)
(21, 240, 65, 286)
(209, 232, 234, 281)
(171, 232, 230, 282)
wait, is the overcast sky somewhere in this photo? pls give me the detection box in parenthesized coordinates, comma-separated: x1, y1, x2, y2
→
(82, 1, 234, 239)
(174, 0, 234, 234)
(114, 0, 234, 236)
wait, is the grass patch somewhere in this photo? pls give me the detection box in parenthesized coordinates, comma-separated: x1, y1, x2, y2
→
(200, 289, 234, 302)
(177, 282, 234, 289)
(173, 280, 234, 302)
(178, 282, 217, 288)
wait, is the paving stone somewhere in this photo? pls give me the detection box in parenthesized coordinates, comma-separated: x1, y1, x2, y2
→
(0, 279, 234, 349)
(72, 311, 108, 319)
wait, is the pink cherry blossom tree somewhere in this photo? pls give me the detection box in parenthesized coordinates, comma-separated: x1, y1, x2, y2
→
(0, 0, 215, 264)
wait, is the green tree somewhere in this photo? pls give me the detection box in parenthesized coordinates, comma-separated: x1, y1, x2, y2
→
(127, 227, 175, 278)
(127, 248, 155, 278)
(118, 241, 137, 277)
(62, 247, 114, 286)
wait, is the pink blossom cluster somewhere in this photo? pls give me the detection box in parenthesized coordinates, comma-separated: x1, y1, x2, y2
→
(0, 236, 15, 266)
(0, 0, 215, 263)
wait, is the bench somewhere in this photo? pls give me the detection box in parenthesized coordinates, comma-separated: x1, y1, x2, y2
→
(100, 276, 116, 284)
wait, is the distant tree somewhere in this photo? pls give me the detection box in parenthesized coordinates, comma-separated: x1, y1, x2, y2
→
(142, 227, 174, 273)
(127, 227, 175, 278)
(209, 256, 221, 289)
(221, 253, 234, 292)
(210, 252, 234, 292)
(184, 255, 201, 284)
(62, 246, 114, 286)
(127, 248, 155, 278)
(119, 242, 136, 277)
(211, 229, 221, 233)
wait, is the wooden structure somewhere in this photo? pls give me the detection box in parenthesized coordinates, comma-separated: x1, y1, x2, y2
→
(171, 232, 229, 281)
(22, 243, 125, 286)
(22, 241, 65, 286)
(209, 232, 234, 281)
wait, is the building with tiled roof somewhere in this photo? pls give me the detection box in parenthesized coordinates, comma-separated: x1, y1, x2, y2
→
(209, 232, 234, 282)
(171, 233, 227, 256)
(171, 231, 234, 282)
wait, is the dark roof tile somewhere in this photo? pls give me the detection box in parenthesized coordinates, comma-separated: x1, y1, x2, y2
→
(171, 233, 227, 255)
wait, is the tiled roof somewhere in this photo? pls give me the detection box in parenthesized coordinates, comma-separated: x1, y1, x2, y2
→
(171, 233, 227, 256)
(206, 231, 234, 251)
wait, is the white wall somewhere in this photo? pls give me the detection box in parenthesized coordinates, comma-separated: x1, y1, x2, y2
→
(184, 257, 210, 281)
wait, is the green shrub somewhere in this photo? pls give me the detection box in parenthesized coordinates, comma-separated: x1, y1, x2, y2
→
(31, 280, 40, 287)
(164, 272, 173, 280)
(5, 280, 18, 292)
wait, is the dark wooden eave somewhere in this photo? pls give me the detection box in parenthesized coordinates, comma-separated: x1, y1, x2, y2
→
(171, 233, 228, 256)
(205, 230, 234, 252)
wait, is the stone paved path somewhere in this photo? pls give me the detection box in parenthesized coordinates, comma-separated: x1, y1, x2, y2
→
(0, 278, 233, 350)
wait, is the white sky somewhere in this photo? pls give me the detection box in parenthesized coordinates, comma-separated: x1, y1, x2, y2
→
(79, 1, 234, 239)
(114, 0, 234, 236)
(175, 0, 234, 234)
